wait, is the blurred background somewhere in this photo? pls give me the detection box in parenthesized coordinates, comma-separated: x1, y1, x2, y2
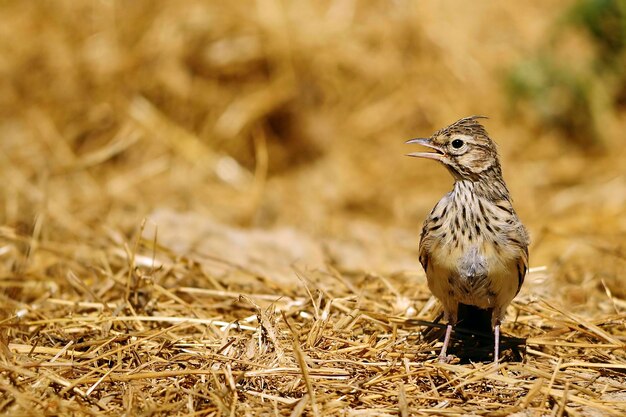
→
(1, 0, 625, 305)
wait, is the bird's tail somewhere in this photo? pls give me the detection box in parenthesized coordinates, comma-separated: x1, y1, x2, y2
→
(456, 303, 493, 337)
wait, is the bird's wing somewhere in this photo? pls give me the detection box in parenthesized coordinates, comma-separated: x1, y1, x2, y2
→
(493, 198, 530, 295)
(515, 242, 529, 295)
(418, 219, 434, 273)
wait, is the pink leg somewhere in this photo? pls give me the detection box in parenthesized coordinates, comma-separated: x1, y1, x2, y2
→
(494, 323, 500, 363)
(439, 323, 453, 362)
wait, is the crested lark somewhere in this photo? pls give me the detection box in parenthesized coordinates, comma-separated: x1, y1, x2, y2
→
(407, 116, 529, 362)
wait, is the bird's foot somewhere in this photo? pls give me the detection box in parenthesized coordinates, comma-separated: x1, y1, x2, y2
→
(438, 354, 454, 363)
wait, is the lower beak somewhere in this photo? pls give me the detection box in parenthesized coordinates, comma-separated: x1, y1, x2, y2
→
(405, 138, 445, 161)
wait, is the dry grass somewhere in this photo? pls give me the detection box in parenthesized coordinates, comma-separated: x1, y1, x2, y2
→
(1, 1, 625, 416)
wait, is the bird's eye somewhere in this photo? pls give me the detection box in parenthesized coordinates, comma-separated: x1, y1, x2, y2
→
(451, 139, 464, 149)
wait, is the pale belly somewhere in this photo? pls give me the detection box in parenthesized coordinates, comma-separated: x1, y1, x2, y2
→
(426, 242, 519, 312)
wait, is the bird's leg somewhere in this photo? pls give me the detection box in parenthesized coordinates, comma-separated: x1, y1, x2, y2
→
(494, 322, 500, 363)
(438, 323, 453, 362)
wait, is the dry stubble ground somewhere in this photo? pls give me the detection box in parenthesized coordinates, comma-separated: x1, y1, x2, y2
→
(0, 1, 625, 416)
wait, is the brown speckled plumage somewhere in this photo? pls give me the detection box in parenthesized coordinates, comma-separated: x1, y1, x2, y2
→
(407, 116, 529, 362)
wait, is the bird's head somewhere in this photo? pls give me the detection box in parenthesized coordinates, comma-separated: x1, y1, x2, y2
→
(406, 116, 500, 180)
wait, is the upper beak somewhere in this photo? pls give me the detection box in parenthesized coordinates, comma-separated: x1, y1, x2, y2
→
(405, 138, 445, 161)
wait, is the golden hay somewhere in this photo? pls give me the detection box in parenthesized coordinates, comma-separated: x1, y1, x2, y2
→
(1, 1, 625, 415)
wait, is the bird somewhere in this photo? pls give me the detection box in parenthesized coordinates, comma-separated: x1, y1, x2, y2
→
(406, 116, 529, 363)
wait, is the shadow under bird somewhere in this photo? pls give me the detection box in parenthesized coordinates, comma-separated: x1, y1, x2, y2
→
(407, 116, 529, 362)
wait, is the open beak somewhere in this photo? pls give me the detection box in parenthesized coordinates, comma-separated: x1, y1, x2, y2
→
(405, 138, 445, 161)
